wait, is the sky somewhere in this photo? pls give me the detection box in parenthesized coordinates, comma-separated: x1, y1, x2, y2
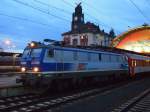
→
(0, 0, 149, 52)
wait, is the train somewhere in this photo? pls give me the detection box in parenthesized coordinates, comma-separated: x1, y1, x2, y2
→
(0, 52, 21, 73)
(17, 41, 150, 88)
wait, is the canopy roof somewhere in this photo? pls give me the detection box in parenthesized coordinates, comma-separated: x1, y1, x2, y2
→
(111, 26, 150, 54)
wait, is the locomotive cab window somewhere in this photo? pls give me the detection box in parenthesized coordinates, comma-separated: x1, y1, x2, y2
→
(22, 49, 31, 58)
(48, 49, 54, 57)
(31, 48, 42, 58)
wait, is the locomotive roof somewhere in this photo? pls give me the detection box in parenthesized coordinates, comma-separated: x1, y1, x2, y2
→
(26, 45, 122, 56)
(26, 42, 150, 57)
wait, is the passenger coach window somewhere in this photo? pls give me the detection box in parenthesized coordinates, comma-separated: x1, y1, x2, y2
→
(48, 49, 54, 57)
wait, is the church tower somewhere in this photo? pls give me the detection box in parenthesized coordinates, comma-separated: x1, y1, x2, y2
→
(71, 3, 84, 31)
(62, 3, 114, 47)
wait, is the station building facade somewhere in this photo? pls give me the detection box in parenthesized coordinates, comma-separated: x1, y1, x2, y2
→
(62, 3, 115, 47)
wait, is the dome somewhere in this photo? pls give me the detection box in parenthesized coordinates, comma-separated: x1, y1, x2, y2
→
(111, 26, 150, 54)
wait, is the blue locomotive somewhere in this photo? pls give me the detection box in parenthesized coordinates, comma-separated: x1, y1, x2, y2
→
(20, 41, 129, 72)
(18, 41, 130, 87)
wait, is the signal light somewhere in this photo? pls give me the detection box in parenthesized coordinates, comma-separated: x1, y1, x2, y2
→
(30, 42, 35, 47)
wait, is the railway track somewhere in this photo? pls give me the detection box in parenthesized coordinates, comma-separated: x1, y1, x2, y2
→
(0, 93, 41, 112)
(0, 77, 145, 112)
(112, 88, 150, 112)
(0, 87, 117, 112)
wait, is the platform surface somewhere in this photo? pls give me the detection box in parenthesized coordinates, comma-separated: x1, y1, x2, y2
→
(0, 75, 22, 88)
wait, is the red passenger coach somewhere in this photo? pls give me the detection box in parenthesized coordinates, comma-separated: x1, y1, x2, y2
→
(127, 53, 150, 77)
(128, 57, 135, 77)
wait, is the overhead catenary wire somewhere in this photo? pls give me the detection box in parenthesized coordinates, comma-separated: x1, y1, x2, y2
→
(35, 0, 121, 34)
(83, 0, 150, 31)
(13, 0, 121, 34)
(12, 0, 71, 22)
(128, 0, 150, 22)
(35, 0, 112, 29)
(0, 12, 67, 30)
(34, 0, 72, 15)
(0, 12, 50, 27)
(36, 0, 110, 30)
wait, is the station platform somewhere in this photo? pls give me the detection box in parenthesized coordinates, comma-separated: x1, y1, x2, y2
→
(0, 75, 22, 88)
(0, 75, 24, 97)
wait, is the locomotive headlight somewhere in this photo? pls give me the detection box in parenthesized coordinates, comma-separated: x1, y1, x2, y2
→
(21, 67, 26, 72)
(33, 67, 39, 72)
(30, 42, 35, 47)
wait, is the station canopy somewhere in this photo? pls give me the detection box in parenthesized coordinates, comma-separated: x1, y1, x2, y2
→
(111, 26, 150, 54)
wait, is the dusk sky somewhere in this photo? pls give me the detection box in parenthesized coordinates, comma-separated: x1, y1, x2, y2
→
(0, 0, 149, 52)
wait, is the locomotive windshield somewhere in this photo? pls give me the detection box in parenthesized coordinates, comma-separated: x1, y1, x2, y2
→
(22, 49, 31, 58)
(22, 48, 42, 58)
(31, 48, 42, 58)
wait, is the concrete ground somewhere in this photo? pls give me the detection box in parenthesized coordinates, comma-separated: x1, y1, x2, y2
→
(51, 77, 150, 112)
